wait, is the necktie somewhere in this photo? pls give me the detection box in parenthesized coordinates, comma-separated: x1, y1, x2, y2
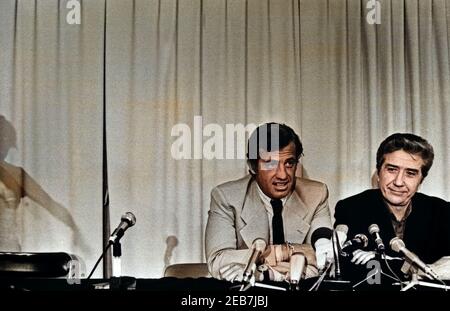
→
(271, 199, 285, 244)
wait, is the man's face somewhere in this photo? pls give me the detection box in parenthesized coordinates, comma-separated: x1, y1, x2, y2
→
(378, 149, 424, 209)
(255, 142, 298, 199)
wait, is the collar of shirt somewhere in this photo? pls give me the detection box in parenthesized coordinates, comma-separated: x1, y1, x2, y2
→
(386, 203, 412, 240)
(386, 202, 413, 223)
(256, 183, 291, 216)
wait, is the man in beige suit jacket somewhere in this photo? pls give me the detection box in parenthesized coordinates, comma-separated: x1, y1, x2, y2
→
(205, 123, 333, 282)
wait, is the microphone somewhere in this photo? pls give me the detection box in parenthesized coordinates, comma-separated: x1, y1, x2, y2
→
(109, 212, 137, 244)
(334, 224, 349, 248)
(243, 238, 267, 283)
(311, 227, 333, 247)
(326, 224, 348, 278)
(390, 237, 440, 281)
(340, 234, 369, 256)
(368, 224, 385, 253)
(289, 252, 306, 286)
(164, 235, 179, 269)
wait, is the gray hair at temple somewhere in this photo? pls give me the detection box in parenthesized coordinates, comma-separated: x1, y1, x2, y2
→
(376, 133, 434, 179)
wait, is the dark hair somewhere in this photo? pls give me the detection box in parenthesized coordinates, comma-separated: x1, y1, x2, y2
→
(246, 122, 303, 174)
(376, 133, 434, 178)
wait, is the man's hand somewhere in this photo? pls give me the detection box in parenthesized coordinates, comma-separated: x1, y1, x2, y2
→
(351, 249, 376, 265)
(219, 263, 245, 282)
(417, 256, 450, 280)
(314, 238, 334, 270)
(219, 263, 264, 282)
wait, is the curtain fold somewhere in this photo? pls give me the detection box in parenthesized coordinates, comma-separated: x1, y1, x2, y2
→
(0, 0, 104, 276)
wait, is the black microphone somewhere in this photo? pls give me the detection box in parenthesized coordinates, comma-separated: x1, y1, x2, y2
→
(340, 234, 369, 256)
(243, 238, 267, 283)
(109, 212, 136, 244)
(390, 237, 440, 281)
(311, 227, 333, 247)
(368, 224, 385, 253)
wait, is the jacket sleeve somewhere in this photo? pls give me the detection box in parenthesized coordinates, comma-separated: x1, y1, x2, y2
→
(306, 183, 333, 244)
(334, 198, 349, 228)
(443, 201, 450, 256)
(205, 186, 251, 279)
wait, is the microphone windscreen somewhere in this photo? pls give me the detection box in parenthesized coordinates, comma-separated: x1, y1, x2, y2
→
(166, 235, 178, 247)
(355, 234, 369, 248)
(289, 253, 306, 284)
(252, 238, 267, 252)
(368, 224, 380, 234)
(122, 212, 136, 226)
(390, 237, 405, 253)
(335, 224, 349, 235)
(311, 227, 333, 247)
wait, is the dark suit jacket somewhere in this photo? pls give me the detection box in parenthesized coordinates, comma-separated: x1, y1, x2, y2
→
(334, 189, 450, 264)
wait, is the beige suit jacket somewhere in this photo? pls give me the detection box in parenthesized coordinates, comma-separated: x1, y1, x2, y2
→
(205, 174, 332, 279)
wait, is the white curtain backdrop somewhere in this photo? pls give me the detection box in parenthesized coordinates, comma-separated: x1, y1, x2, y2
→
(1, 0, 449, 278)
(0, 0, 105, 275)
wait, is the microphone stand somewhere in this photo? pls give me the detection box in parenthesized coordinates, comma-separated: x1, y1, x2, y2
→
(309, 230, 352, 291)
(109, 241, 136, 290)
(87, 240, 135, 290)
(110, 241, 122, 289)
(238, 277, 287, 292)
(311, 232, 351, 291)
(235, 270, 286, 292)
(399, 264, 449, 291)
(352, 253, 402, 290)
(112, 241, 122, 277)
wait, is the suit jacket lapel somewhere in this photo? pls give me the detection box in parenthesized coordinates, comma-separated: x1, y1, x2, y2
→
(239, 180, 270, 248)
(284, 190, 310, 243)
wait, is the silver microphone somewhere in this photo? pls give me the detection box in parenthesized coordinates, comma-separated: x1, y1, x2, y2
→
(390, 237, 440, 281)
(290, 253, 306, 285)
(368, 224, 385, 252)
(334, 224, 349, 247)
(109, 212, 137, 244)
(243, 238, 267, 283)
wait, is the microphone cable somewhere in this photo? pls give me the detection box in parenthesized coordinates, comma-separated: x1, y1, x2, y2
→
(87, 243, 113, 279)
(382, 254, 404, 290)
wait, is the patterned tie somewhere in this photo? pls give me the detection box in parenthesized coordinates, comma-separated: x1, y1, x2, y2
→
(271, 199, 285, 244)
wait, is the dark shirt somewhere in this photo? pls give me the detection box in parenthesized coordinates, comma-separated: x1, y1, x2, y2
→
(387, 203, 412, 240)
(334, 189, 450, 264)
